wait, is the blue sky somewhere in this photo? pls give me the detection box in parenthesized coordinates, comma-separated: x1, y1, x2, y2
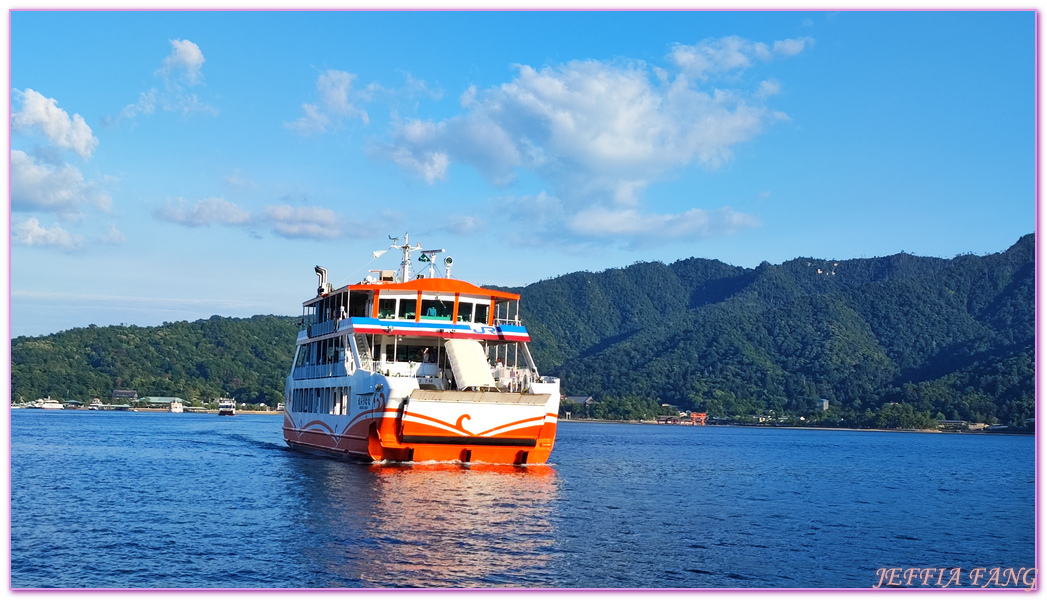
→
(7, 10, 1036, 337)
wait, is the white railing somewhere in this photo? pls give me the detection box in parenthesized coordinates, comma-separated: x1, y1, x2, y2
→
(379, 362, 442, 378)
(293, 362, 348, 379)
(307, 320, 337, 337)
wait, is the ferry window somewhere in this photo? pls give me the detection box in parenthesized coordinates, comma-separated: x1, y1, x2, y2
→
(475, 303, 489, 325)
(348, 293, 368, 318)
(457, 302, 474, 322)
(383, 343, 437, 363)
(398, 299, 416, 320)
(420, 299, 453, 321)
(378, 299, 396, 319)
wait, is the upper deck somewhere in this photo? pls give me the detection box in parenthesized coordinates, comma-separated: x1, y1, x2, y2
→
(302, 251, 528, 344)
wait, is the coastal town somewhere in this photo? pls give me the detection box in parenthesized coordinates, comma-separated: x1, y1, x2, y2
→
(14, 389, 1031, 434)
(11, 389, 283, 414)
(560, 396, 1032, 434)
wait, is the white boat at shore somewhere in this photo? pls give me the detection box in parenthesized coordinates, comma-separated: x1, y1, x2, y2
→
(26, 397, 64, 410)
(217, 399, 236, 416)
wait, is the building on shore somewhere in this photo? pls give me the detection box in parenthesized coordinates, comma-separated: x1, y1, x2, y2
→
(139, 397, 186, 412)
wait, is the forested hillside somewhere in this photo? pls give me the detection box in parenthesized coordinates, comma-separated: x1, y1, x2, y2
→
(515, 234, 1034, 427)
(11, 315, 298, 406)
(11, 235, 1034, 428)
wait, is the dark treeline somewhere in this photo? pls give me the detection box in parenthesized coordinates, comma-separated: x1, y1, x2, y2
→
(11, 235, 1034, 428)
(12, 315, 298, 407)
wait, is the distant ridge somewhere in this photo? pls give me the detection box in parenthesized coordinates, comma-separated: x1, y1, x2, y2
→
(12, 234, 1034, 427)
(513, 233, 1033, 426)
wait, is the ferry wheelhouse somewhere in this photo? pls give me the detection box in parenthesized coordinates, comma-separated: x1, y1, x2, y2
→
(282, 235, 560, 464)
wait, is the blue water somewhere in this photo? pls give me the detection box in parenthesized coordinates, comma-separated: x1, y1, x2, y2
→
(10, 411, 1035, 588)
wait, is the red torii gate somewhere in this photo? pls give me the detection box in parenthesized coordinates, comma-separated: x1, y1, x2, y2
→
(691, 412, 707, 426)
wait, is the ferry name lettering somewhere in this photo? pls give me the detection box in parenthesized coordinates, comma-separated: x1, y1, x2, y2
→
(874, 567, 1036, 589)
(469, 324, 496, 335)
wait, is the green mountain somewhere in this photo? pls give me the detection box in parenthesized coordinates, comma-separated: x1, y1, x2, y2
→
(11, 234, 1034, 428)
(11, 315, 298, 406)
(515, 234, 1034, 426)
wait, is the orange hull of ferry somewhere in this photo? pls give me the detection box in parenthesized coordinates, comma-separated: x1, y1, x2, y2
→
(283, 413, 558, 465)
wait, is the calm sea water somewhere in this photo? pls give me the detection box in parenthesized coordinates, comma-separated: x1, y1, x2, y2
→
(10, 411, 1035, 588)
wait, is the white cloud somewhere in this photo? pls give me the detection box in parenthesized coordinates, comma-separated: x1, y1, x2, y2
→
(567, 205, 759, 242)
(159, 39, 206, 85)
(487, 191, 569, 248)
(755, 79, 782, 99)
(460, 84, 478, 107)
(155, 197, 252, 227)
(100, 223, 126, 244)
(668, 35, 814, 80)
(287, 69, 369, 134)
(163, 92, 218, 117)
(12, 218, 84, 251)
(318, 70, 369, 123)
(12, 89, 99, 159)
(286, 103, 330, 135)
(223, 170, 257, 189)
(443, 215, 484, 236)
(402, 73, 443, 102)
(372, 35, 806, 247)
(112, 89, 158, 123)
(11, 150, 112, 216)
(375, 55, 770, 200)
(263, 205, 340, 239)
(382, 144, 451, 184)
(773, 38, 813, 57)
(487, 192, 759, 249)
(110, 40, 215, 123)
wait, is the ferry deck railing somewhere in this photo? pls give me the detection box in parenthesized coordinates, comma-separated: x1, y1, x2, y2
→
(307, 319, 338, 337)
(292, 362, 348, 380)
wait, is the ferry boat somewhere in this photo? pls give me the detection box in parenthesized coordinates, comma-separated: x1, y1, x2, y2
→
(217, 398, 236, 416)
(26, 397, 64, 410)
(282, 235, 560, 465)
(170, 400, 184, 414)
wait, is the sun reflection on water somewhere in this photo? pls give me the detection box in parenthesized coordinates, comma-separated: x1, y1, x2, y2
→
(292, 460, 560, 587)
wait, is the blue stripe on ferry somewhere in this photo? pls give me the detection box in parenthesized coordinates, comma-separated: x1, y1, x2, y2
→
(347, 317, 529, 339)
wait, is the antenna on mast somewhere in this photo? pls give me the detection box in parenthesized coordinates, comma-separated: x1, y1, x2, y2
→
(418, 248, 446, 279)
(391, 233, 421, 282)
(372, 233, 449, 281)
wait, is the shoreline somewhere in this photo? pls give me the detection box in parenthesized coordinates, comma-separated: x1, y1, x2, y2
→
(14, 407, 284, 415)
(559, 419, 1033, 436)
